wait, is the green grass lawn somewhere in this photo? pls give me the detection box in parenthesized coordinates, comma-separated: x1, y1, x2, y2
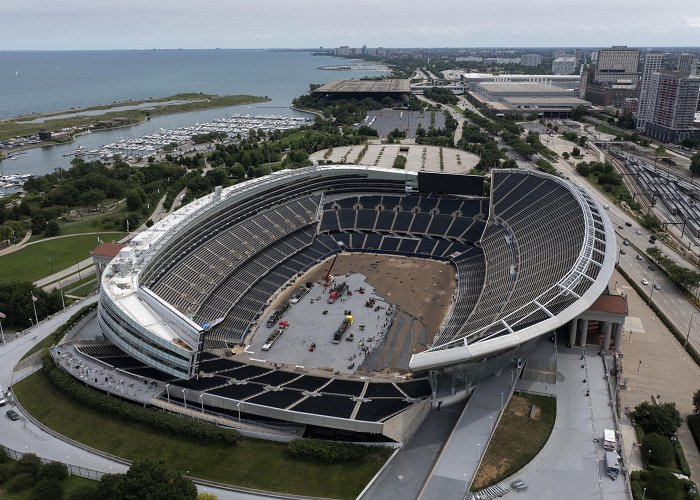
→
(0, 233, 125, 284)
(63, 276, 98, 297)
(13, 369, 390, 499)
(472, 392, 556, 491)
(0, 474, 97, 500)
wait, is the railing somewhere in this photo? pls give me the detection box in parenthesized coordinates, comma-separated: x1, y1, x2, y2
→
(0, 444, 107, 480)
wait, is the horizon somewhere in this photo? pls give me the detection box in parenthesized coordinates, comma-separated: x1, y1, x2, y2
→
(2, 1, 700, 50)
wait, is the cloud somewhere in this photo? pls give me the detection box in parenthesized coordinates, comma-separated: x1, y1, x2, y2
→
(685, 17, 700, 28)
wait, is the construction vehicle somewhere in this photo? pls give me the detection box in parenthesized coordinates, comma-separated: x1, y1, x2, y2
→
(266, 302, 291, 327)
(333, 315, 353, 343)
(365, 298, 376, 308)
(262, 322, 289, 351)
(328, 281, 347, 304)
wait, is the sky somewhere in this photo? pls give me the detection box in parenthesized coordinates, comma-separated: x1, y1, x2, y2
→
(1, 0, 700, 50)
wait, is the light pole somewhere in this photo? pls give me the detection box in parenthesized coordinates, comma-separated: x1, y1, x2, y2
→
(686, 312, 697, 348)
(645, 449, 652, 468)
(237, 402, 241, 422)
(165, 384, 170, 403)
(489, 416, 494, 432)
(500, 392, 504, 409)
(641, 487, 647, 500)
(182, 389, 187, 409)
(200, 393, 204, 413)
(477, 443, 481, 458)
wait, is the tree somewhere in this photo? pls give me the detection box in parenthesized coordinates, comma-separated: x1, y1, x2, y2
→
(44, 220, 60, 238)
(631, 401, 682, 438)
(647, 246, 662, 262)
(576, 163, 590, 177)
(562, 152, 570, 160)
(693, 388, 700, 414)
(125, 189, 144, 212)
(655, 145, 666, 156)
(97, 460, 197, 500)
(681, 138, 697, 149)
(572, 146, 581, 157)
(79, 189, 106, 210)
(691, 152, 700, 176)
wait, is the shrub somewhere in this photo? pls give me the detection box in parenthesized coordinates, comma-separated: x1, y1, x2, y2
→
(38, 461, 68, 481)
(0, 463, 13, 483)
(31, 477, 64, 500)
(67, 485, 101, 500)
(638, 468, 687, 500)
(673, 440, 691, 477)
(286, 438, 374, 463)
(393, 155, 407, 169)
(632, 401, 682, 438)
(13, 453, 42, 476)
(5, 472, 37, 492)
(641, 432, 675, 468)
(45, 365, 240, 445)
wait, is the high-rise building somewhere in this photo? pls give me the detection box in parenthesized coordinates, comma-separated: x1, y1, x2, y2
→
(594, 46, 640, 83)
(678, 53, 697, 73)
(521, 54, 542, 67)
(636, 51, 664, 131)
(552, 57, 577, 75)
(335, 46, 350, 56)
(643, 71, 700, 143)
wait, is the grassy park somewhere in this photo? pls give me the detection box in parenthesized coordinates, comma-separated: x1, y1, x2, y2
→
(0, 232, 125, 284)
(0, 474, 97, 500)
(471, 392, 556, 491)
(0, 93, 269, 141)
(13, 368, 390, 499)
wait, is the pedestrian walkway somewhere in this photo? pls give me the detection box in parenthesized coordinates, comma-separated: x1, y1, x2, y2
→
(419, 368, 517, 500)
(515, 344, 628, 500)
(359, 401, 466, 500)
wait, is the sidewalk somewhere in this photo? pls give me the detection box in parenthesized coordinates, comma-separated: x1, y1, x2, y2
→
(514, 345, 628, 500)
(420, 368, 517, 500)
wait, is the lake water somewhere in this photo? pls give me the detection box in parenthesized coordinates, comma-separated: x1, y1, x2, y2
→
(0, 50, 385, 177)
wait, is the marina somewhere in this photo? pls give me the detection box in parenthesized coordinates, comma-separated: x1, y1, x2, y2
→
(62, 114, 311, 161)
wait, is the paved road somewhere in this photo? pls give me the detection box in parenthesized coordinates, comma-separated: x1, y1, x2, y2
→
(0, 296, 293, 499)
(550, 149, 700, 351)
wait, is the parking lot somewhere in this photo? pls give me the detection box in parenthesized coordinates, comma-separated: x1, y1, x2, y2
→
(356, 109, 446, 138)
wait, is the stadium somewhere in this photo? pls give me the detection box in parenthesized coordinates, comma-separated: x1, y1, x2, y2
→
(58, 165, 616, 442)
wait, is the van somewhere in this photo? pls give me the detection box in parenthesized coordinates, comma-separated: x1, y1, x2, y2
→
(603, 204, 610, 210)
(0, 385, 6, 407)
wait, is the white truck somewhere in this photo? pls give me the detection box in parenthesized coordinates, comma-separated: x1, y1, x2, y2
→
(603, 429, 617, 451)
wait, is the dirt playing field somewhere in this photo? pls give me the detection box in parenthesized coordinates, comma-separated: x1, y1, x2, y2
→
(250, 252, 456, 374)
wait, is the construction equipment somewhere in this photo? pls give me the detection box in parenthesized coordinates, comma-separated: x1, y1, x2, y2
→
(333, 315, 353, 343)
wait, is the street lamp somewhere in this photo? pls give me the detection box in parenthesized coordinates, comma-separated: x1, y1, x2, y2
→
(182, 388, 187, 409)
(645, 449, 652, 468)
(165, 384, 170, 403)
(237, 402, 241, 422)
(686, 312, 697, 348)
(477, 443, 481, 457)
(489, 416, 494, 432)
(200, 393, 204, 413)
(500, 392, 504, 409)
(642, 487, 647, 500)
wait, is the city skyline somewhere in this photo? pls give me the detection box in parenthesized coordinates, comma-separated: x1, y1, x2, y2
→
(1, 0, 700, 50)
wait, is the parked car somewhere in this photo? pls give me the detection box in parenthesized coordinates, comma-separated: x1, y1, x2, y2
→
(620, 249, 626, 254)
(641, 279, 649, 285)
(623, 240, 630, 246)
(6, 409, 20, 421)
(511, 479, 528, 492)
(648, 265, 655, 271)
(654, 284, 661, 290)
(625, 222, 632, 227)
(635, 255, 642, 260)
